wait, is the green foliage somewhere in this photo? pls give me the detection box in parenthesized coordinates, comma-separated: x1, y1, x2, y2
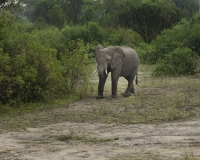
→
(33, 0, 67, 28)
(61, 22, 105, 46)
(32, 26, 65, 55)
(0, 0, 24, 13)
(112, 0, 182, 43)
(0, 20, 63, 104)
(171, 0, 199, 19)
(33, 0, 83, 26)
(141, 14, 200, 65)
(136, 43, 157, 64)
(60, 39, 91, 92)
(106, 28, 143, 47)
(186, 13, 200, 56)
(0, 13, 91, 105)
(153, 48, 199, 76)
(47, 4, 67, 28)
(80, 0, 104, 23)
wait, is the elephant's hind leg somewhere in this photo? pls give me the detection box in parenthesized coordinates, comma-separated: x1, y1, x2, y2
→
(122, 75, 135, 97)
(122, 81, 133, 97)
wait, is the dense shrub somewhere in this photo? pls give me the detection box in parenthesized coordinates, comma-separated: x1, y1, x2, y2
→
(32, 26, 65, 55)
(60, 39, 91, 92)
(0, 13, 91, 105)
(135, 43, 157, 64)
(61, 22, 143, 48)
(185, 13, 200, 56)
(82, 22, 105, 45)
(0, 38, 63, 105)
(153, 47, 199, 76)
(105, 28, 143, 47)
(0, 19, 64, 105)
(61, 22, 104, 47)
(141, 15, 200, 65)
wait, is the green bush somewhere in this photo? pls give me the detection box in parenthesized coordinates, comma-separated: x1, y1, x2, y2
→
(32, 26, 65, 55)
(0, 13, 91, 105)
(106, 28, 143, 47)
(153, 47, 199, 76)
(61, 23, 143, 49)
(60, 39, 91, 94)
(0, 23, 64, 105)
(61, 22, 105, 46)
(82, 22, 105, 45)
(185, 13, 200, 56)
(141, 15, 200, 65)
(135, 43, 156, 64)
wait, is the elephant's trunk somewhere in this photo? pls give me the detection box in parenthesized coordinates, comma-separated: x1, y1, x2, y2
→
(98, 65, 107, 79)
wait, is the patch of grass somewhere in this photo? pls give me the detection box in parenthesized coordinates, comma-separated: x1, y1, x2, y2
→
(182, 152, 199, 160)
(56, 133, 119, 144)
(0, 98, 74, 133)
(110, 151, 200, 160)
(110, 151, 163, 160)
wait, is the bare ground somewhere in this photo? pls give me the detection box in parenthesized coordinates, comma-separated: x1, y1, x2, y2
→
(1, 69, 200, 160)
(1, 118, 200, 160)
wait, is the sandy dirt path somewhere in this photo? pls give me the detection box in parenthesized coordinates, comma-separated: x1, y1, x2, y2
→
(1, 119, 200, 160)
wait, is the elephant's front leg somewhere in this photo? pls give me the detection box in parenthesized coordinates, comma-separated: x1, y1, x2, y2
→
(96, 75, 107, 99)
(111, 73, 119, 98)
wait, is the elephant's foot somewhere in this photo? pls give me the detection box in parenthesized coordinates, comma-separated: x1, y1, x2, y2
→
(122, 92, 133, 97)
(111, 94, 118, 98)
(96, 95, 104, 99)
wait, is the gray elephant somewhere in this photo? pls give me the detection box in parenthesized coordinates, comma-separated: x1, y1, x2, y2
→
(95, 44, 140, 99)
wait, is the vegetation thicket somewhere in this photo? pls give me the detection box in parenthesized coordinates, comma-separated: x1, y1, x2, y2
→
(0, 0, 200, 106)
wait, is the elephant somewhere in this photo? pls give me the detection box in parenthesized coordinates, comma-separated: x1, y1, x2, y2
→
(95, 44, 140, 99)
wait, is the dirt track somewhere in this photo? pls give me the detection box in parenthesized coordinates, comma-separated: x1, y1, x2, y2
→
(1, 116, 200, 159)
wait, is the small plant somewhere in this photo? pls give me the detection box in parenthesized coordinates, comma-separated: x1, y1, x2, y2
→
(57, 133, 118, 144)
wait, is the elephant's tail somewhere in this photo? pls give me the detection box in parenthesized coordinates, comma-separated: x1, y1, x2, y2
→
(135, 73, 139, 86)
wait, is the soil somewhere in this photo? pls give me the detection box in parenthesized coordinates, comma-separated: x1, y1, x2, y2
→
(1, 118, 200, 160)
(1, 72, 200, 160)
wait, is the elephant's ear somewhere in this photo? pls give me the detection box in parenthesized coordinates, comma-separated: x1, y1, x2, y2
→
(110, 47, 125, 69)
(95, 44, 103, 59)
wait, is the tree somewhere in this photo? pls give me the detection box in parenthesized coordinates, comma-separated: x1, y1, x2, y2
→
(79, 0, 104, 23)
(113, 0, 182, 43)
(0, 0, 24, 13)
(0, 0, 6, 9)
(33, 0, 67, 28)
(33, 0, 84, 25)
(171, 0, 199, 19)
(63, 0, 83, 24)
(23, 0, 39, 21)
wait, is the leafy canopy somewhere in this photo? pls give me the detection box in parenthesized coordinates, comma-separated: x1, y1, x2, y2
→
(113, 0, 182, 43)
(171, 0, 199, 19)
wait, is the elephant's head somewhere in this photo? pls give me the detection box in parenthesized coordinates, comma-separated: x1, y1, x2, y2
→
(95, 44, 125, 79)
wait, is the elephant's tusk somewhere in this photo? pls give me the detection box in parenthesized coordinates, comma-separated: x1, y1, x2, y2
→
(105, 70, 108, 75)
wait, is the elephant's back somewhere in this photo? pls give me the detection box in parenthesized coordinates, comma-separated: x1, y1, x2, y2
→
(120, 47, 139, 77)
(123, 47, 139, 63)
